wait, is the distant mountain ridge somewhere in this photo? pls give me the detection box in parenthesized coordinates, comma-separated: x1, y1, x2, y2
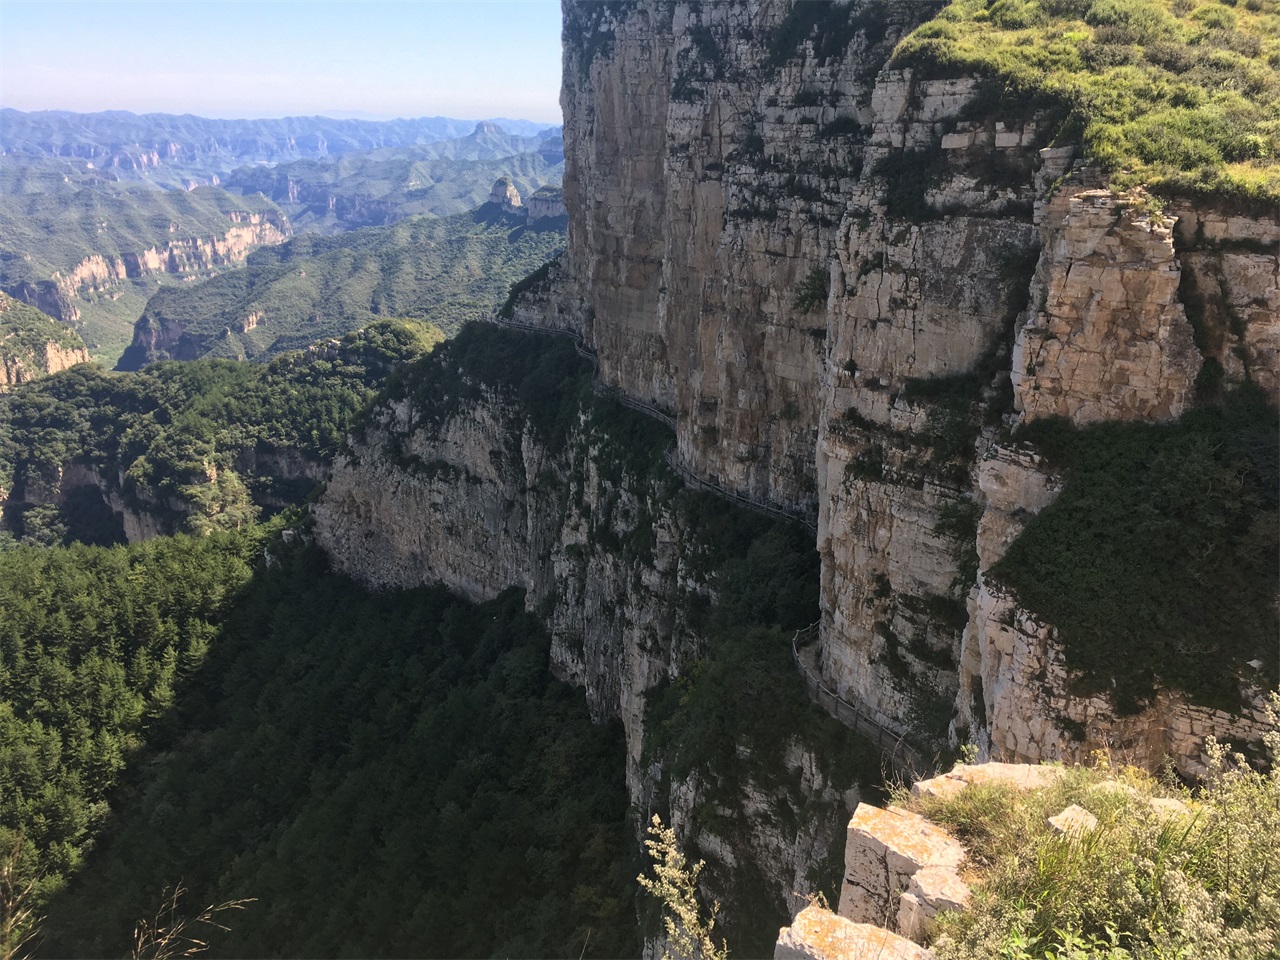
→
(218, 123, 564, 233)
(0, 109, 561, 188)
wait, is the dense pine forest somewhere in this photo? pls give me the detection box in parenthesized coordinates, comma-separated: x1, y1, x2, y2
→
(3, 528, 638, 958)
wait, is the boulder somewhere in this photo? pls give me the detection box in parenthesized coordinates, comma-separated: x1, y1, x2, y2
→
(776, 905, 934, 960)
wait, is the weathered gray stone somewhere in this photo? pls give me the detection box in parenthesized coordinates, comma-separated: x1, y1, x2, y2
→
(911, 761, 1067, 802)
(838, 804, 965, 926)
(1048, 803, 1098, 836)
(897, 866, 971, 940)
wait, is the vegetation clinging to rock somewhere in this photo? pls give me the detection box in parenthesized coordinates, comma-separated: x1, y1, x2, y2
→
(0, 293, 85, 376)
(993, 385, 1278, 713)
(893, 0, 1280, 200)
(0, 318, 441, 545)
(121, 206, 561, 367)
(903, 715, 1280, 959)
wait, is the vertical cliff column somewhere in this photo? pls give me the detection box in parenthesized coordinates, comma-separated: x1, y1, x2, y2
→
(1171, 202, 1280, 404)
(815, 66, 1043, 746)
(560, 1, 676, 396)
(556, 0, 926, 511)
(954, 182, 1277, 772)
(1010, 189, 1201, 424)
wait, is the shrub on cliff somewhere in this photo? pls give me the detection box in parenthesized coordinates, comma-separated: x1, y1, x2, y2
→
(0, 293, 86, 376)
(991, 385, 1278, 714)
(0, 318, 441, 545)
(906, 702, 1280, 959)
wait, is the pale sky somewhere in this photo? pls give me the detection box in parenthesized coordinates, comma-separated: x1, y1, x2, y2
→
(0, 0, 565, 123)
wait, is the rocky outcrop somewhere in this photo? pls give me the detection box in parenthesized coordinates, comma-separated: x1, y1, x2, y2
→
(66, 216, 285, 305)
(775, 905, 932, 960)
(313, 335, 859, 939)
(488, 177, 523, 211)
(318, 371, 757, 784)
(525, 185, 567, 222)
(0, 292, 90, 391)
(961, 580, 1274, 776)
(1171, 203, 1280, 403)
(8, 214, 288, 326)
(2, 445, 323, 546)
(0, 460, 166, 544)
(837, 804, 965, 927)
(1010, 189, 1201, 425)
(482, 179, 566, 226)
(951, 440, 1274, 775)
(774, 761, 1103, 958)
(0, 340, 88, 392)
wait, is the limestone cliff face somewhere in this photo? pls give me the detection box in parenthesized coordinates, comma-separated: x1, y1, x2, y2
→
(0, 340, 89, 392)
(2, 446, 323, 545)
(525, 186, 567, 222)
(548, 1, 942, 515)
(1010, 189, 1201, 425)
(15, 214, 288, 325)
(488, 177, 523, 211)
(1172, 203, 1280, 400)
(0, 291, 90, 391)
(315, 374, 712, 786)
(309, 2, 1277, 941)
(533, 0, 1279, 769)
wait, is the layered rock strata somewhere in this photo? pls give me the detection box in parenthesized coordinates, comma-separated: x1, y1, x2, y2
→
(836, 803, 965, 928)
(549, 0, 943, 513)
(531, 0, 1278, 770)
(0, 340, 88, 392)
(774, 761, 1114, 958)
(9, 213, 287, 325)
(1010, 189, 1201, 425)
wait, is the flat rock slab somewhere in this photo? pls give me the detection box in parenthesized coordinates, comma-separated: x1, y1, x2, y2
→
(911, 762, 1067, 801)
(1150, 796, 1193, 820)
(776, 905, 934, 960)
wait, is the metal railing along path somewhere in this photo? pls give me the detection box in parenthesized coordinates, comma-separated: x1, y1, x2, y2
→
(665, 446, 818, 534)
(790, 623, 930, 780)
(487, 313, 816, 533)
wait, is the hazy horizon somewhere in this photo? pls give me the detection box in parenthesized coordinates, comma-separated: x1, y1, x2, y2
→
(0, 104, 560, 128)
(0, 1, 564, 124)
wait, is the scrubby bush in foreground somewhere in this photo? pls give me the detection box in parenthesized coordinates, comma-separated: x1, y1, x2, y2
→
(902, 698, 1280, 959)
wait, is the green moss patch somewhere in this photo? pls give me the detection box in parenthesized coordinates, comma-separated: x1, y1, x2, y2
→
(893, 0, 1280, 201)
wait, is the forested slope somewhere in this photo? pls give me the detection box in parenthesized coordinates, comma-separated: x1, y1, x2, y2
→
(1, 531, 639, 959)
(119, 207, 563, 368)
(0, 318, 442, 546)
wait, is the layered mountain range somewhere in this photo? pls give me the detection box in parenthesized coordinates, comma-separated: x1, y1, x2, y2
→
(3, 1, 1275, 953)
(1, 117, 564, 362)
(0, 109, 557, 188)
